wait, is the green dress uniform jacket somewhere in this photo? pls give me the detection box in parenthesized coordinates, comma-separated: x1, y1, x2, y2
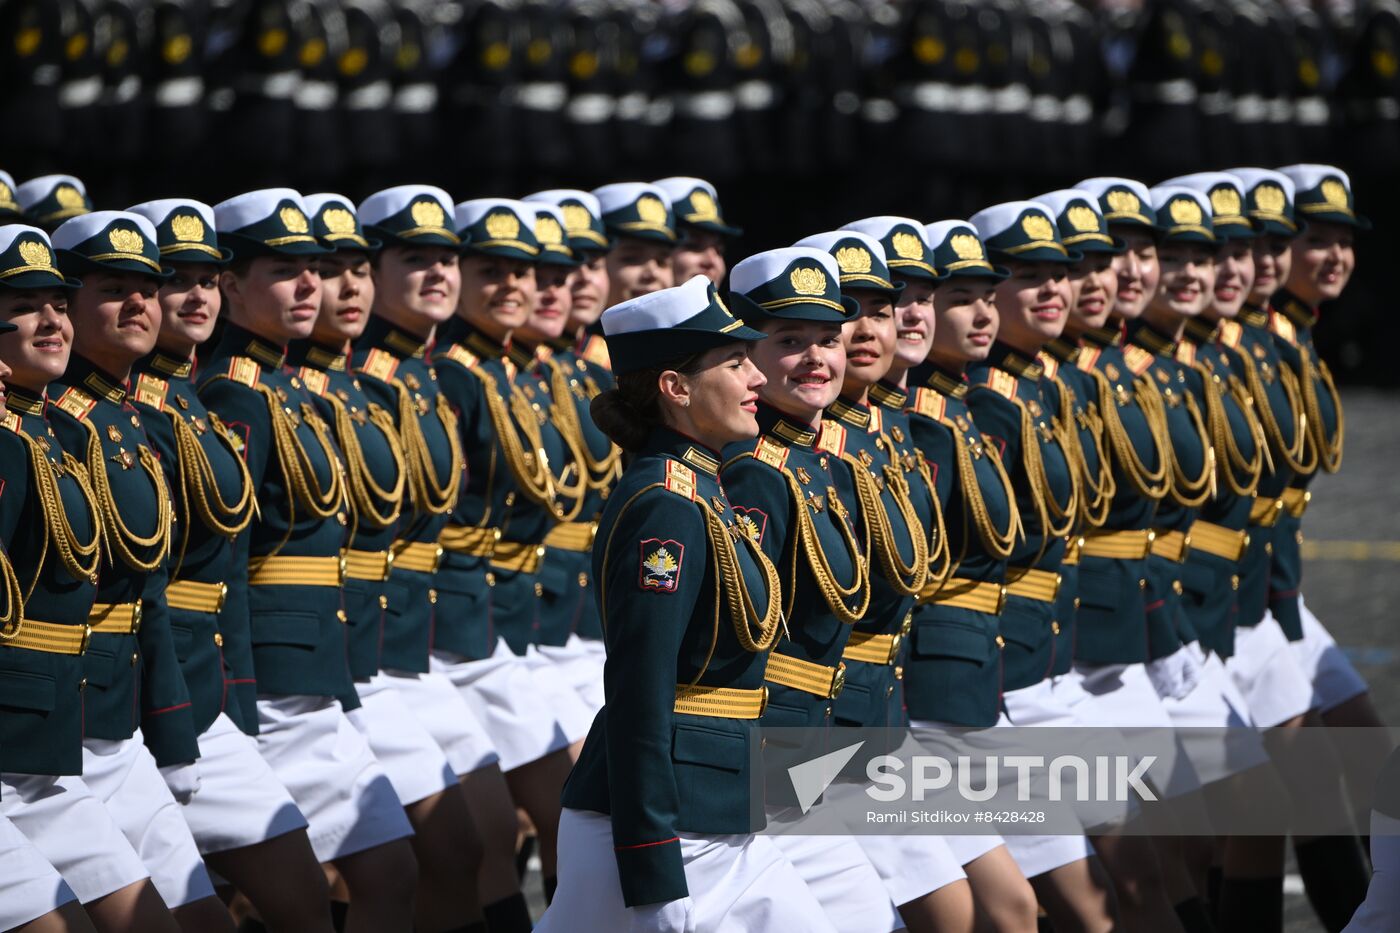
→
(721, 402, 867, 729)
(967, 343, 1079, 691)
(1073, 325, 1172, 664)
(198, 323, 356, 703)
(529, 341, 621, 647)
(0, 387, 101, 774)
(1265, 291, 1342, 640)
(561, 428, 782, 907)
(131, 349, 260, 736)
(1175, 320, 1265, 658)
(1228, 305, 1310, 634)
(1039, 339, 1112, 677)
(48, 355, 199, 767)
(350, 318, 461, 672)
(290, 338, 404, 686)
(434, 317, 568, 656)
(1124, 320, 1212, 658)
(903, 364, 1016, 727)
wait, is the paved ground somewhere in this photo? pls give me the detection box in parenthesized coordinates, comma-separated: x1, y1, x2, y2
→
(524, 389, 1399, 930)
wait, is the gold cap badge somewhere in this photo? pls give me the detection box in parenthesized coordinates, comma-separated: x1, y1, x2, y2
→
(1021, 213, 1055, 241)
(1209, 187, 1242, 217)
(789, 265, 828, 296)
(536, 215, 564, 246)
(279, 206, 309, 234)
(484, 210, 521, 240)
(688, 189, 718, 220)
(561, 203, 592, 234)
(1320, 178, 1348, 209)
(891, 231, 924, 259)
(170, 214, 205, 242)
(1169, 197, 1203, 226)
(108, 227, 145, 255)
(411, 199, 446, 229)
(17, 239, 53, 268)
(1105, 189, 1141, 216)
(322, 207, 356, 234)
(835, 246, 872, 274)
(636, 195, 667, 225)
(55, 185, 85, 210)
(950, 233, 984, 260)
(1066, 205, 1100, 233)
(1254, 184, 1286, 214)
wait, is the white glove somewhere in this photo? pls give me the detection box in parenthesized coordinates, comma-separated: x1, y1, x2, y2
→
(1145, 644, 1204, 701)
(159, 760, 201, 803)
(627, 896, 696, 933)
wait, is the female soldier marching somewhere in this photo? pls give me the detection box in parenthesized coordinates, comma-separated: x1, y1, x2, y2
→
(538, 274, 833, 932)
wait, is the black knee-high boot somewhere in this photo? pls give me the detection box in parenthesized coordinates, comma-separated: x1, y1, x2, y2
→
(1294, 836, 1371, 931)
(1218, 877, 1283, 933)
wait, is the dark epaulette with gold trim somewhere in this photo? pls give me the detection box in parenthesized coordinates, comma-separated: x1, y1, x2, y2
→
(816, 419, 846, 457)
(1077, 347, 1103, 373)
(359, 347, 400, 382)
(297, 367, 329, 397)
(1, 412, 19, 433)
(753, 435, 790, 471)
(1218, 320, 1243, 349)
(663, 459, 697, 501)
(441, 343, 480, 371)
(226, 357, 261, 388)
(907, 387, 947, 422)
(579, 334, 611, 370)
(1269, 310, 1298, 347)
(133, 372, 169, 411)
(53, 386, 96, 422)
(1123, 345, 1155, 376)
(1037, 352, 1060, 380)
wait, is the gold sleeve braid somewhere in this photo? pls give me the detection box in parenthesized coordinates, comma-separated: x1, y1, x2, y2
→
(781, 470, 870, 624)
(1231, 345, 1314, 475)
(1300, 352, 1344, 474)
(0, 545, 22, 639)
(1165, 388, 1215, 508)
(946, 419, 1023, 560)
(17, 432, 102, 598)
(544, 357, 622, 491)
(1093, 369, 1172, 500)
(167, 411, 257, 574)
(394, 383, 463, 516)
(324, 392, 405, 533)
(914, 454, 954, 589)
(1009, 397, 1080, 542)
(468, 368, 562, 518)
(596, 483, 784, 689)
(1192, 363, 1264, 498)
(840, 446, 928, 597)
(83, 422, 172, 572)
(254, 385, 346, 557)
(1049, 376, 1114, 529)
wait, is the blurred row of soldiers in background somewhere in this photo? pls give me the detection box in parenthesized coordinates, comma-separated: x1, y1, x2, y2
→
(3, 0, 1400, 195)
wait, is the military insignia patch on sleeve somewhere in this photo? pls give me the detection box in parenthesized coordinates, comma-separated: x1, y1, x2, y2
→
(639, 539, 684, 593)
(732, 507, 768, 545)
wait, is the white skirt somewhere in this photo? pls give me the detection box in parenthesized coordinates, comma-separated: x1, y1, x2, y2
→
(431, 638, 572, 772)
(0, 773, 150, 903)
(1156, 646, 1271, 785)
(255, 694, 414, 862)
(0, 809, 77, 928)
(849, 832, 967, 908)
(1291, 595, 1369, 713)
(1341, 811, 1400, 932)
(766, 806, 903, 933)
(535, 635, 607, 715)
(179, 713, 308, 854)
(1062, 662, 1204, 799)
(523, 643, 598, 742)
(81, 734, 216, 908)
(348, 675, 458, 805)
(538, 807, 838, 933)
(1225, 617, 1315, 728)
(380, 668, 500, 775)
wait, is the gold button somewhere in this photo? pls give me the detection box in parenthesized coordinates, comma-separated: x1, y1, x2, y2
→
(378, 595, 388, 610)
(1265, 543, 1273, 556)
(79, 678, 87, 691)
(1172, 580, 1183, 595)
(428, 589, 438, 605)
(894, 665, 904, 681)
(336, 609, 348, 623)
(1051, 621, 1061, 635)
(1140, 579, 1147, 589)
(1231, 575, 1240, 591)
(337, 512, 348, 526)
(995, 635, 1006, 649)
(1296, 531, 1304, 545)
(1074, 597, 1081, 610)
(485, 572, 496, 588)
(577, 573, 588, 588)
(887, 685, 895, 698)
(534, 582, 544, 598)
(213, 633, 224, 647)
(131, 652, 139, 666)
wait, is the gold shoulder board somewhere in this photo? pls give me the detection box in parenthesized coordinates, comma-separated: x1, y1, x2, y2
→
(1218, 320, 1243, 349)
(987, 369, 1019, 400)
(1, 412, 19, 433)
(227, 357, 261, 387)
(663, 459, 697, 501)
(1123, 346, 1155, 376)
(580, 335, 611, 370)
(816, 419, 846, 456)
(54, 386, 96, 421)
(1269, 312, 1297, 346)
(298, 367, 329, 397)
(133, 372, 168, 411)
(908, 387, 947, 422)
(1077, 348, 1102, 373)
(442, 343, 480, 370)
(361, 348, 400, 382)
(1037, 352, 1059, 379)
(754, 436, 790, 471)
